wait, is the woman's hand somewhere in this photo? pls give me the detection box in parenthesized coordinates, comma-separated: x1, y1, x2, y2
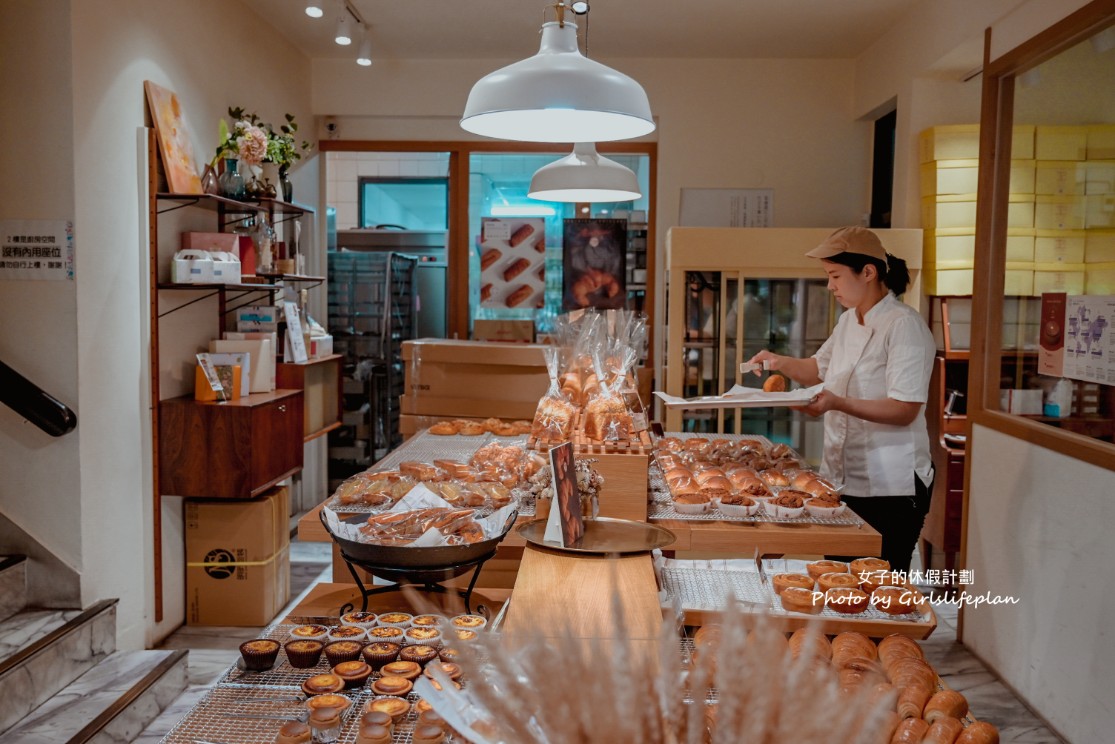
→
(795, 389, 841, 417)
(746, 351, 822, 387)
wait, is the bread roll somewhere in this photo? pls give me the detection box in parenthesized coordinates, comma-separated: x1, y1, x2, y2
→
(510, 223, 534, 247)
(763, 374, 787, 392)
(481, 248, 501, 270)
(889, 718, 928, 744)
(922, 716, 964, 744)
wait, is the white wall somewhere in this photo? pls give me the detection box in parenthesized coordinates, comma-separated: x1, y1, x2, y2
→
(0, 0, 82, 604)
(0, 3, 334, 624)
(964, 425, 1115, 743)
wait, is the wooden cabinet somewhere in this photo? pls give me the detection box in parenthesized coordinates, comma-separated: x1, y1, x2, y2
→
(159, 390, 304, 499)
(276, 354, 343, 441)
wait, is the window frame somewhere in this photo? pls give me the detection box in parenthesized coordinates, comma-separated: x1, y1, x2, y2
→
(969, 0, 1115, 473)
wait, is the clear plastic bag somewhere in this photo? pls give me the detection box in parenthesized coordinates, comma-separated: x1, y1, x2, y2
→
(531, 346, 576, 442)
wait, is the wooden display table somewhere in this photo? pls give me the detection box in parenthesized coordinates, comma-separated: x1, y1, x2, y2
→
(657, 518, 881, 556)
(285, 581, 512, 622)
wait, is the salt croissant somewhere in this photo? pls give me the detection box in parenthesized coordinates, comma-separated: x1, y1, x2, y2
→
(879, 635, 925, 668)
(922, 716, 964, 744)
(889, 718, 928, 744)
(924, 689, 969, 724)
(955, 721, 1000, 744)
(832, 631, 877, 665)
(896, 682, 933, 719)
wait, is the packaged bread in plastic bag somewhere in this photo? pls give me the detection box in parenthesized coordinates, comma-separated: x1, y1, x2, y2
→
(583, 350, 634, 441)
(531, 346, 576, 442)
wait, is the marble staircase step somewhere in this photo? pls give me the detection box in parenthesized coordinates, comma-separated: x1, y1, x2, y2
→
(2, 648, 188, 744)
(0, 555, 28, 622)
(0, 598, 118, 736)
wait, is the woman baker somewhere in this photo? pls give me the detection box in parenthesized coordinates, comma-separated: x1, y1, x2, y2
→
(747, 226, 936, 572)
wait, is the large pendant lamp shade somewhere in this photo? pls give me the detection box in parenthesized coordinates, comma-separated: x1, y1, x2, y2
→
(461, 20, 655, 143)
(529, 143, 641, 202)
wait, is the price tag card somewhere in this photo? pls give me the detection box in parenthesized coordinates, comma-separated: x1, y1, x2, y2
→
(542, 442, 583, 547)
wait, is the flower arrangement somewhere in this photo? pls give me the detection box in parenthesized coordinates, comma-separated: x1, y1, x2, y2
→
(212, 108, 312, 169)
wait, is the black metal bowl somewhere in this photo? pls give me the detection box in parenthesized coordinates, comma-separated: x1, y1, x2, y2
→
(320, 508, 518, 569)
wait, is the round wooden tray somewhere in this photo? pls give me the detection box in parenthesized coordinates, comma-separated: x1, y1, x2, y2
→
(517, 516, 675, 554)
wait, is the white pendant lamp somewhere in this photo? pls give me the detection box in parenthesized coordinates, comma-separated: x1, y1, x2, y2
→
(461, 16, 654, 143)
(528, 143, 641, 202)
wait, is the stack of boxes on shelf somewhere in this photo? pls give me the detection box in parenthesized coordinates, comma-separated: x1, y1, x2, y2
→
(921, 123, 1115, 296)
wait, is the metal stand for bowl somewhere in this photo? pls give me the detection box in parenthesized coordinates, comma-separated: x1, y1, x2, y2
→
(336, 548, 497, 615)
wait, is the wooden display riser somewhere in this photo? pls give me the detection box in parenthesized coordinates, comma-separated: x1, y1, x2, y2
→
(284, 581, 511, 622)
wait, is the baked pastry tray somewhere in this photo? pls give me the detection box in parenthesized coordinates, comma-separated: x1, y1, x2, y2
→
(161, 622, 472, 744)
(325, 429, 533, 515)
(658, 562, 937, 639)
(648, 465, 864, 527)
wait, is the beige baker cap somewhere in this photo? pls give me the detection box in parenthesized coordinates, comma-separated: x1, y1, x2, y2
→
(805, 226, 887, 261)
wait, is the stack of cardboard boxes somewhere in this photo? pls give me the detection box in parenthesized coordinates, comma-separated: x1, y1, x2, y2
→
(399, 338, 550, 436)
(920, 123, 1115, 296)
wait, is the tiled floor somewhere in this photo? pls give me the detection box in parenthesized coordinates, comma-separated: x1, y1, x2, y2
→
(135, 540, 1068, 743)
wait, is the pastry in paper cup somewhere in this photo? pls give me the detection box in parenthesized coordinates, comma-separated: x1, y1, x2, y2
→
(450, 614, 487, 631)
(805, 499, 847, 517)
(673, 493, 709, 515)
(715, 493, 760, 517)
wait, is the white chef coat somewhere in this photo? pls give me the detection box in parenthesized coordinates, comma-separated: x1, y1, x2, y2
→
(812, 292, 935, 497)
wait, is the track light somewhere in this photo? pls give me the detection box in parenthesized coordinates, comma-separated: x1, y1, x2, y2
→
(305, 3, 324, 18)
(356, 25, 372, 66)
(335, 10, 352, 45)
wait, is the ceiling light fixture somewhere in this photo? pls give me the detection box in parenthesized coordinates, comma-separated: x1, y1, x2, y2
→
(528, 143, 641, 202)
(305, 3, 324, 18)
(461, 3, 654, 143)
(571, 1, 589, 14)
(334, 5, 353, 45)
(356, 25, 373, 66)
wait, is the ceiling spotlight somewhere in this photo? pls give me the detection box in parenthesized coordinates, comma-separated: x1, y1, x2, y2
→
(356, 26, 372, 66)
(571, 1, 589, 13)
(461, 12, 654, 142)
(335, 11, 352, 45)
(528, 143, 642, 203)
(305, 4, 324, 18)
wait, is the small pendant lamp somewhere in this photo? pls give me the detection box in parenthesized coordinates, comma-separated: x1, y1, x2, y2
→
(528, 143, 641, 202)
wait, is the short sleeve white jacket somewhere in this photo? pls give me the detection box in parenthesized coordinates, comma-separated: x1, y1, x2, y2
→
(812, 292, 935, 497)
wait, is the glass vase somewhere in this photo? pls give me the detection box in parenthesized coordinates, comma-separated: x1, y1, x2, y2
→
(279, 165, 293, 203)
(217, 158, 246, 200)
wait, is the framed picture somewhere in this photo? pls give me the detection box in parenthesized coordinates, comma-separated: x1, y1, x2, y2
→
(479, 217, 546, 309)
(144, 80, 203, 194)
(562, 218, 627, 310)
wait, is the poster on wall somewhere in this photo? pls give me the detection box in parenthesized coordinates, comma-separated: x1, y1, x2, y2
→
(679, 187, 774, 227)
(144, 80, 203, 194)
(0, 219, 74, 281)
(479, 217, 546, 309)
(1063, 294, 1115, 385)
(562, 218, 627, 311)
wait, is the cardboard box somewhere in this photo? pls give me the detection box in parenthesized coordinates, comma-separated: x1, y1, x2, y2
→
(918, 125, 1034, 163)
(182, 232, 238, 253)
(406, 361, 549, 401)
(402, 338, 548, 367)
(1034, 230, 1086, 264)
(1086, 231, 1115, 263)
(185, 486, 291, 626)
(1087, 125, 1115, 160)
(1035, 126, 1088, 161)
(171, 250, 213, 283)
(236, 305, 282, 333)
(1035, 162, 1087, 195)
(1034, 196, 1086, 230)
(400, 394, 539, 420)
(1085, 194, 1115, 229)
(473, 319, 535, 343)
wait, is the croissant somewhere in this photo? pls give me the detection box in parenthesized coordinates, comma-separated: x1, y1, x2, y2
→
(955, 721, 1000, 744)
(571, 268, 621, 307)
(922, 716, 964, 744)
(887, 717, 928, 743)
(832, 631, 877, 665)
(788, 627, 831, 661)
(924, 690, 969, 724)
(896, 682, 933, 719)
(878, 635, 925, 668)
